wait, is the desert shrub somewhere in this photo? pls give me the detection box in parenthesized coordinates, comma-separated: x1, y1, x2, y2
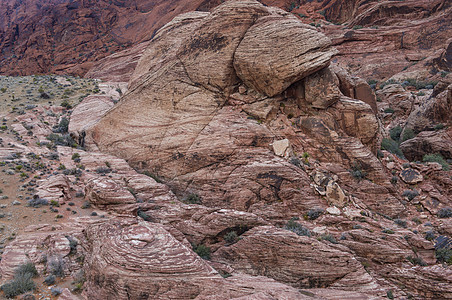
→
(52, 117, 69, 134)
(289, 157, 302, 168)
(390, 176, 398, 184)
(47, 256, 64, 277)
(394, 219, 407, 228)
(72, 270, 85, 292)
(95, 166, 111, 174)
(389, 125, 402, 141)
(382, 228, 395, 234)
(224, 231, 239, 244)
(406, 256, 427, 266)
(1, 273, 35, 298)
(349, 161, 367, 181)
(302, 152, 310, 164)
(50, 200, 60, 207)
(192, 244, 211, 260)
(66, 236, 78, 254)
(183, 193, 201, 205)
(27, 196, 49, 207)
(1, 263, 37, 298)
(81, 201, 91, 209)
(424, 230, 435, 241)
(62, 168, 82, 176)
(284, 219, 311, 237)
(319, 234, 337, 244)
(141, 170, 163, 183)
(434, 123, 444, 130)
(381, 138, 404, 158)
(71, 153, 80, 160)
(411, 217, 422, 224)
(15, 263, 38, 277)
(401, 128, 415, 142)
(44, 274, 56, 286)
(403, 78, 437, 90)
(423, 153, 449, 171)
(377, 149, 384, 158)
(306, 208, 324, 220)
(402, 189, 419, 200)
(46, 133, 77, 147)
(61, 100, 72, 109)
(438, 207, 452, 218)
(435, 248, 452, 264)
(384, 107, 395, 114)
(137, 209, 152, 222)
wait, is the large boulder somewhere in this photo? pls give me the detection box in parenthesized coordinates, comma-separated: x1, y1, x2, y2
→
(400, 130, 452, 161)
(87, 1, 336, 219)
(233, 12, 336, 97)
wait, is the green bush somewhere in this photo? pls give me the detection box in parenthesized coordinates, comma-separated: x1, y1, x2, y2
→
(423, 153, 449, 171)
(401, 128, 415, 142)
(402, 189, 419, 200)
(183, 193, 201, 205)
(193, 244, 211, 260)
(47, 133, 77, 147)
(425, 230, 435, 241)
(15, 263, 38, 277)
(435, 248, 452, 264)
(349, 161, 367, 181)
(284, 219, 311, 237)
(224, 231, 239, 244)
(389, 125, 402, 141)
(434, 123, 444, 130)
(1, 273, 35, 298)
(381, 138, 404, 158)
(438, 207, 452, 218)
(384, 107, 395, 114)
(1, 263, 38, 298)
(394, 219, 407, 228)
(319, 234, 337, 244)
(382, 228, 395, 234)
(306, 208, 324, 220)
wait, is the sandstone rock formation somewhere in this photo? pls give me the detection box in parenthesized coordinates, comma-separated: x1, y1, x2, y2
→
(87, 0, 400, 221)
(1, 1, 452, 299)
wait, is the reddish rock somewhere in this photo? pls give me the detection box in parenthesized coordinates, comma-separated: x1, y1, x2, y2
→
(400, 130, 452, 161)
(213, 226, 380, 293)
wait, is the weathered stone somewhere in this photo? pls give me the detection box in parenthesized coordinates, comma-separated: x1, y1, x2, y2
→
(400, 168, 423, 184)
(272, 139, 291, 157)
(234, 13, 336, 97)
(325, 181, 347, 207)
(326, 206, 341, 215)
(304, 67, 341, 109)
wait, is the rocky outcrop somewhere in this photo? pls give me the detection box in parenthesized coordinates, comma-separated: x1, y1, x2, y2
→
(213, 226, 379, 292)
(35, 174, 71, 205)
(400, 130, 452, 161)
(87, 0, 398, 221)
(84, 42, 149, 82)
(233, 13, 336, 97)
(0, 0, 225, 76)
(68, 95, 114, 145)
(81, 219, 315, 299)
